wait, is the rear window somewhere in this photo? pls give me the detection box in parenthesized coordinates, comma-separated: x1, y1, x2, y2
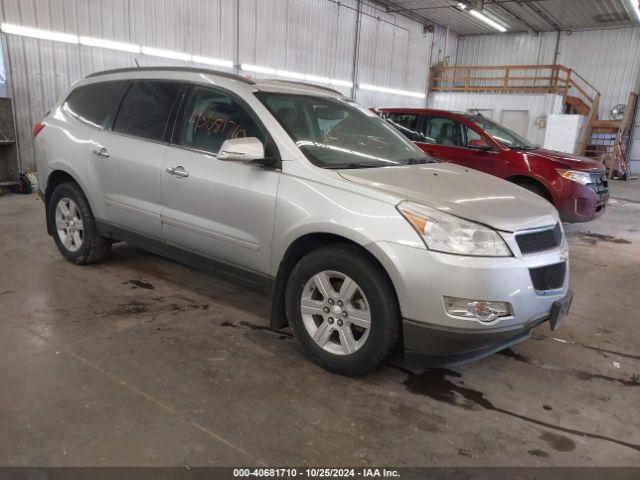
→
(63, 81, 127, 128)
(113, 81, 182, 142)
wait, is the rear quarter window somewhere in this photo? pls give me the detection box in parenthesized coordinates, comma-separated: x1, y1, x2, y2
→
(63, 81, 127, 128)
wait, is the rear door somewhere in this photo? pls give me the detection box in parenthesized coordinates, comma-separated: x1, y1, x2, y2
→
(93, 80, 182, 239)
(419, 115, 499, 174)
(160, 85, 279, 277)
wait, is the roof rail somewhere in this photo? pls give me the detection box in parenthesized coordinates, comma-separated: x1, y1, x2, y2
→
(259, 79, 343, 96)
(85, 66, 255, 85)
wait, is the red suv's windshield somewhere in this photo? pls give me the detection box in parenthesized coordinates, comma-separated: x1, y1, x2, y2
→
(464, 115, 536, 150)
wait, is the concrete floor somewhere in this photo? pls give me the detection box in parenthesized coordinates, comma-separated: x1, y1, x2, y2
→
(0, 183, 639, 467)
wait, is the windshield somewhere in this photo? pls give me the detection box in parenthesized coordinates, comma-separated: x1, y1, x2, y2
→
(465, 115, 536, 150)
(256, 92, 435, 169)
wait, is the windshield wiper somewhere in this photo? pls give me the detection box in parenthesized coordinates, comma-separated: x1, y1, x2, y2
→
(512, 144, 535, 150)
(402, 157, 437, 165)
(330, 162, 387, 170)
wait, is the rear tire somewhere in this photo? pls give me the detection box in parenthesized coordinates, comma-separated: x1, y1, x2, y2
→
(285, 243, 400, 376)
(48, 182, 111, 265)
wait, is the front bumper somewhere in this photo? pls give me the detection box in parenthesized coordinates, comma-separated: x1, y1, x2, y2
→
(403, 315, 546, 365)
(367, 236, 569, 362)
(556, 181, 608, 223)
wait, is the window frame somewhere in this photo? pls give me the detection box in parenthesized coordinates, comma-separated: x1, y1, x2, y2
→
(108, 79, 187, 145)
(169, 83, 280, 167)
(62, 80, 129, 130)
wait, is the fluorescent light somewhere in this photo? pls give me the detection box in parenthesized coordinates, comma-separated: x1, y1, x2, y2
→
(80, 36, 140, 53)
(629, 0, 640, 22)
(241, 64, 276, 75)
(275, 69, 307, 80)
(469, 9, 507, 32)
(141, 46, 191, 61)
(1, 23, 78, 44)
(457, 2, 468, 10)
(192, 55, 234, 69)
(359, 83, 425, 99)
(305, 74, 331, 85)
(331, 79, 354, 88)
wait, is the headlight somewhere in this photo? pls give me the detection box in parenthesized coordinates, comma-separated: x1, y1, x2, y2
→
(557, 169, 591, 185)
(397, 201, 512, 257)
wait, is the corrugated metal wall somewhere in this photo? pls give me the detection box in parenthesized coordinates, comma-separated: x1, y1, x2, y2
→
(0, 0, 432, 171)
(456, 32, 556, 67)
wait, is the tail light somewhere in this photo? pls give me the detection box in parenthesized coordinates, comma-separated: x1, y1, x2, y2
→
(33, 122, 45, 138)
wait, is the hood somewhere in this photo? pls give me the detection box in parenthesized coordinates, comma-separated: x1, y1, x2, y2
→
(339, 163, 558, 232)
(527, 148, 604, 171)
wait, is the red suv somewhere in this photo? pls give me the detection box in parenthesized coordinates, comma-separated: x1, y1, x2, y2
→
(375, 108, 608, 222)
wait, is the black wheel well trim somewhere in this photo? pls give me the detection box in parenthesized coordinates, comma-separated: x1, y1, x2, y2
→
(506, 175, 554, 202)
(269, 233, 401, 332)
(45, 170, 100, 237)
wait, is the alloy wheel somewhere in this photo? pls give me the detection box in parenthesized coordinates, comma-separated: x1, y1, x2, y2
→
(55, 197, 84, 252)
(300, 270, 371, 355)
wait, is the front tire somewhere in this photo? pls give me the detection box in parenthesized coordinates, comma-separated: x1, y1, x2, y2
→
(48, 182, 111, 265)
(285, 244, 400, 376)
(514, 181, 553, 204)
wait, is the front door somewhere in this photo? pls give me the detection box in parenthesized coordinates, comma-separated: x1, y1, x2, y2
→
(417, 115, 498, 175)
(160, 85, 279, 277)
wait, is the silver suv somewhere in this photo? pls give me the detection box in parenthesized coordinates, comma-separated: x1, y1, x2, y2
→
(35, 67, 572, 375)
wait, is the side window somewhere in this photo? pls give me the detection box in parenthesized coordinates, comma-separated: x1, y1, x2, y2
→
(463, 126, 484, 147)
(385, 113, 424, 142)
(179, 87, 265, 155)
(113, 81, 181, 142)
(63, 81, 127, 128)
(424, 116, 463, 147)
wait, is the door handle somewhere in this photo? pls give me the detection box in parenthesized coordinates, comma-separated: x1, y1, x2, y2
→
(93, 146, 110, 158)
(166, 166, 189, 178)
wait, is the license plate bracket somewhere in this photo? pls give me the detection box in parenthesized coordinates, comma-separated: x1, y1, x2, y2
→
(549, 290, 573, 331)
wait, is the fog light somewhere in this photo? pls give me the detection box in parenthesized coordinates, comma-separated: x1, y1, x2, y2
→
(444, 297, 512, 322)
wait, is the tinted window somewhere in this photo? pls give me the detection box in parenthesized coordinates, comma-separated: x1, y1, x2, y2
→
(63, 81, 127, 128)
(113, 81, 181, 141)
(386, 113, 424, 142)
(180, 87, 265, 155)
(423, 116, 463, 147)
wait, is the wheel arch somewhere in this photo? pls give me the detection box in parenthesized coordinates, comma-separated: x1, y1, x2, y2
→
(270, 232, 401, 331)
(44, 169, 94, 236)
(506, 175, 554, 203)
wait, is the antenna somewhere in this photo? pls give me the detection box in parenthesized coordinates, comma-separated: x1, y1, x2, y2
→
(468, 98, 482, 117)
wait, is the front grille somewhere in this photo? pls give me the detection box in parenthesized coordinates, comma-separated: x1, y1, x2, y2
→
(529, 262, 566, 291)
(516, 224, 562, 254)
(588, 171, 608, 195)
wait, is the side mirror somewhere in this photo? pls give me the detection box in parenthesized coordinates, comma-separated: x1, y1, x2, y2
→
(468, 138, 492, 151)
(218, 137, 265, 162)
